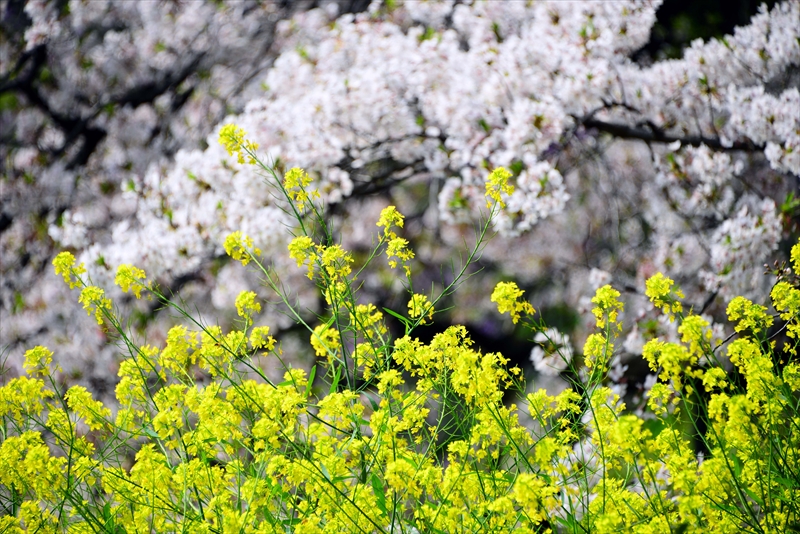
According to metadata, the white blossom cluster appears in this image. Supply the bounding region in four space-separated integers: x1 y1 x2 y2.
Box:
58 0 796 283
529 328 573 377
2 0 799 395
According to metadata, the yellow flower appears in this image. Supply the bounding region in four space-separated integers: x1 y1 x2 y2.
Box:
78 285 112 325
377 205 404 233
234 290 261 318
218 123 259 164
484 167 514 208
23 346 53 376
386 236 415 269
283 167 319 210
310 322 341 359
727 295 773 334
52 251 86 288
645 272 684 317
115 264 147 298
249 326 276 351
791 238 800 275
408 293 434 324
583 333 611 371
65 385 112 431
224 231 261 266
490 281 534 324
591 284 624 329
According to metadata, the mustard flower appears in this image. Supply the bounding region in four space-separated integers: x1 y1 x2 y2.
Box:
310 322 341 358
223 231 260 266
52 251 86 288
0 376 54 423
234 290 261 318
159 325 199 378
376 205 404 233
583 332 611 371
792 239 800 275
249 325 276 351
376 369 404 395
386 236 415 269
65 385 112 431
591 284 624 329
643 338 696 389
484 166 514 208
678 314 712 357
319 243 353 279
408 293 434 324
115 263 147 298
283 167 319 210
771 281 800 351
490 281 534 324
288 235 317 278
78 285 112 325
727 296 773 334
645 272 684 317
23 345 53 376
702 367 728 391
218 123 259 164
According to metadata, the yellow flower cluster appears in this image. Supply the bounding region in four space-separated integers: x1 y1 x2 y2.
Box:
490 280 535 324
234 290 261 319
484 166 514 209
407 293 434 324
645 271 684 319
6 230 799 531
283 167 321 211
376 205 415 272
591 284 624 330
726 295 773 334
114 263 148 298
218 123 259 164
223 230 261 266
288 235 353 289
52 250 86 288
78 285 112 325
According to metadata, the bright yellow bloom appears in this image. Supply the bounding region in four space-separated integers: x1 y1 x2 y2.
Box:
310 322 341 359
78 285 112 325
645 272 683 316
591 284 624 329
484 167 514 208
791 238 800 275
727 296 773 334
408 293 434 324
218 123 259 164
386 236 415 269
234 290 261 318
65 385 112 431
115 264 147 298
283 167 319 211
223 231 261 266
377 205 404 233
490 281 534 324
23 346 53 376
249 325 276 351
52 251 86 288
583 333 611 372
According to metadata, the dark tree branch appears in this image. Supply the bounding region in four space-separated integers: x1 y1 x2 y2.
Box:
581 117 764 153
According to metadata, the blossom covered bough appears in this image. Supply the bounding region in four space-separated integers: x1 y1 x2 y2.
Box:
1 2 799 408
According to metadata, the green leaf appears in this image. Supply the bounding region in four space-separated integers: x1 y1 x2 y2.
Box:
370 473 388 515
382 307 410 327
329 366 341 394
306 364 317 397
